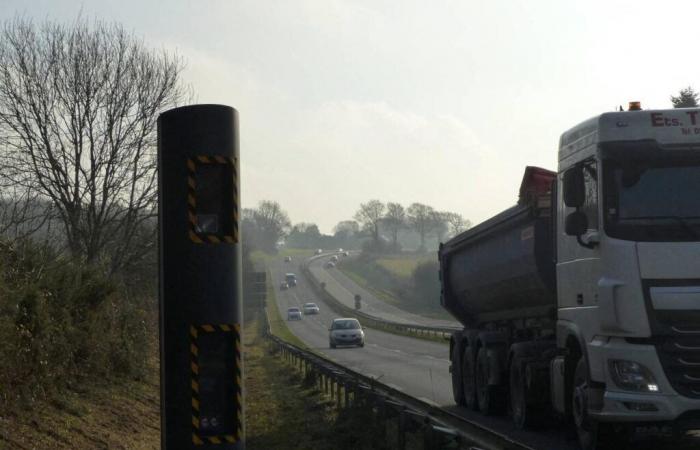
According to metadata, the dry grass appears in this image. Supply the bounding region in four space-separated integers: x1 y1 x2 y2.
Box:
0 357 160 449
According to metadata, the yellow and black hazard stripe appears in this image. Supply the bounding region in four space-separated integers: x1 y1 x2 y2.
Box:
187 156 239 244
190 324 242 446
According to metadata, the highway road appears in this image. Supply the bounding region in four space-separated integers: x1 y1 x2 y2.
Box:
269 254 582 450
269 253 700 450
308 253 460 328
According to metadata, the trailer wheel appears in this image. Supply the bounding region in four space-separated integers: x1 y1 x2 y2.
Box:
461 346 478 410
509 356 543 429
572 358 630 450
476 347 505 415
451 345 466 405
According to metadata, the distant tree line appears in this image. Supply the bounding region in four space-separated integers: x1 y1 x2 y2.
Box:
243 199 470 255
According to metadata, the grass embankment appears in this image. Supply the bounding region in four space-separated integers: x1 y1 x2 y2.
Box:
338 253 453 321
376 255 434 278
0 357 160 449
245 309 390 450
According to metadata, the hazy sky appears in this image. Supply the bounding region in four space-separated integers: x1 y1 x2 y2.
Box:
4 1 700 233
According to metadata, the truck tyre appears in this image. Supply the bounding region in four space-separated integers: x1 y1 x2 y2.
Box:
476 347 505 415
509 355 543 429
451 344 466 405
462 346 478 410
572 358 629 450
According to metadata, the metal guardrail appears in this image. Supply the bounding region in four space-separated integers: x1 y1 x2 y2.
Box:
300 253 462 340
260 305 530 450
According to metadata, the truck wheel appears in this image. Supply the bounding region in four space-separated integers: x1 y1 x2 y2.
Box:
451 345 466 405
461 346 478 410
572 358 629 450
476 347 505 415
509 356 542 429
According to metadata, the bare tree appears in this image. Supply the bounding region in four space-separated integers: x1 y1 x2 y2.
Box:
383 202 405 250
407 203 434 252
443 212 470 238
0 17 188 272
354 200 385 244
252 200 291 252
431 211 449 243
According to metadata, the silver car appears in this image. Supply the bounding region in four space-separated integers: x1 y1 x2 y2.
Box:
329 318 364 348
287 307 302 321
302 302 320 315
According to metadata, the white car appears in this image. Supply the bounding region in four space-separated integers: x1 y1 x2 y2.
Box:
330 255 338 263
329 318 364 348
341 251 349 257
302 302 320 315
325 261 336 269
287 307 302 321
315 249 323 255
284 256 292 262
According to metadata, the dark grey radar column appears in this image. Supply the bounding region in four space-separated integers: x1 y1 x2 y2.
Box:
158 104 243 449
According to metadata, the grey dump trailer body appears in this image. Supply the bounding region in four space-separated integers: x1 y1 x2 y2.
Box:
439 167 557 327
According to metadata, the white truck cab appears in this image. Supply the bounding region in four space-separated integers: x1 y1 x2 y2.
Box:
555 104 700 442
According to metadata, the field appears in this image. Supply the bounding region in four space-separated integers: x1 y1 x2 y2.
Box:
375 254 436 279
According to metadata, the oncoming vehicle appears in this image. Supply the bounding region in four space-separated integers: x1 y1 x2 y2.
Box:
285 273 297 287
302 302 320 315
328 318 364 348
279 281 289 291
315 249 323 255
330 255 338 263
341 251 349 257
287 307 302 321
284 256 292 262
325 261 335 269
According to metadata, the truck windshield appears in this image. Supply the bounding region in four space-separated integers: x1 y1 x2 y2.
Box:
604 158 700 241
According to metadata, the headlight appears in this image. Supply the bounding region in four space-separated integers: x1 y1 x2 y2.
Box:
608 359 660 392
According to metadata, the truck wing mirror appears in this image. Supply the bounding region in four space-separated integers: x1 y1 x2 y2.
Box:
565 210 588 236
563 166 585 207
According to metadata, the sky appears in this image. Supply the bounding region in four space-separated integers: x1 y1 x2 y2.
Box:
3 0 700 233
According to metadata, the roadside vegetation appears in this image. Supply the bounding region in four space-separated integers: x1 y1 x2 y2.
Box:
337 253 452 320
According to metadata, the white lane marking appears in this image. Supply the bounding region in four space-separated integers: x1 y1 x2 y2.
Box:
418 397 439 407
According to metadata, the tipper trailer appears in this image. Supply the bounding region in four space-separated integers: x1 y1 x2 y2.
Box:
439 104 700 449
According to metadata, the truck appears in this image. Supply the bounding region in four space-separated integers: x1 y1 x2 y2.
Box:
285 272 297 287
439 103 700 450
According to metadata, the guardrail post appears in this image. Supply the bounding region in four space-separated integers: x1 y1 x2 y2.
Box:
398 408 406 450
336 379 342 409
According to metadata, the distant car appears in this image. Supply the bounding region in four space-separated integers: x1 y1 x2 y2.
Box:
330 255 338 263
315 249 323 255
287 307 302 321
325 261 336 269
280 281 289 291
338 248 344 252
329 318 364 348
341 251 349 257
284 256 292 262
302 302 320 315
285 273 297 287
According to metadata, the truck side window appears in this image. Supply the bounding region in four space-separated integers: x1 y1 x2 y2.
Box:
582 160 598 230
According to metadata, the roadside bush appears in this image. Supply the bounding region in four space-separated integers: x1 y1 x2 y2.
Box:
0 239 152 410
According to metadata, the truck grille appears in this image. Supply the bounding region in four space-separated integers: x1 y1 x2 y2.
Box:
644 283 700 399
656 335 700 399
